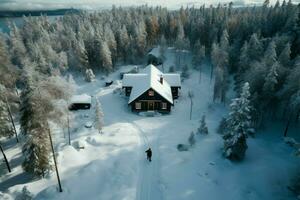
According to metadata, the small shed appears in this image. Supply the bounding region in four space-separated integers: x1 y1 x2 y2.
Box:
69 94 92 110
147 47 163 66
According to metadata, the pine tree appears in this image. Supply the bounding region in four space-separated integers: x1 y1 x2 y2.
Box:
75 38 90 70
9 23 26 67
0 99 14 138
0 35 18 89
263 41 277 67
248 33 263 61
263 61 279 96
100 41 113 72
220 29 229 52
85 69 96 82
278 43 291 67
117 25 130 62
198 115 208 134
223 82 252 161
238 41 250 73
20 76 52 177
94 99 104 134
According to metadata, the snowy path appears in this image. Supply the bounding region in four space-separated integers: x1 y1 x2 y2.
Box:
133 122 163 200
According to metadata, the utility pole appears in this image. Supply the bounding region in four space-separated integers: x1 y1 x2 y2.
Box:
4 91 18 143
67 111 71 145
0 143 11 173
188 91 194 120
48 127 63 192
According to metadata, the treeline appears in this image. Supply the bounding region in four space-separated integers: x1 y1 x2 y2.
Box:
0 1 300 177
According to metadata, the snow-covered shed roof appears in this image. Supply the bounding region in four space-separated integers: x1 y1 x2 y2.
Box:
147 47 161 58
70 94 92 104
162 74 181 87
123 64 180 105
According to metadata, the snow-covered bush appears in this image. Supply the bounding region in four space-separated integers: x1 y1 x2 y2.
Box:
177 144 189 151
85 69 96 82
15 186 33 200
198 115 208 135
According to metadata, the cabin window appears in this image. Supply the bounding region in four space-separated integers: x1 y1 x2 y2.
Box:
135 102 141 109
148 90 154 96
161 102 167 110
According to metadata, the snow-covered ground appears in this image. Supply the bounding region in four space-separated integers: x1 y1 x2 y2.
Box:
1 49 300 200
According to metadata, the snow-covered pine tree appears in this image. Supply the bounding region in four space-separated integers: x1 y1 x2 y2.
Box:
263 61 279 97
223 82 252 161
9 23 27 67
20 76 52 177
116 25 130 62
94 99 104 134
85 69 96 82
278 43 291 67
75 38 90 70
100 41 113 73
263 41 277 67
198 115 208 135
220 29 229 52
211 41 229 103
238 41 250 73
0 35 18 89
188 131 196 146
248 33 263 61
0 99 14 138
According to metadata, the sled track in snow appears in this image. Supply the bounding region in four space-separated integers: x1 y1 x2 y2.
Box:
132 122 163 200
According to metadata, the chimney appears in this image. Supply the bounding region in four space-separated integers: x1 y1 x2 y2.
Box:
160 75 163 84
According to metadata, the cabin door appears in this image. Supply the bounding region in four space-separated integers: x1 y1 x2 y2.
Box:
148 101 154 110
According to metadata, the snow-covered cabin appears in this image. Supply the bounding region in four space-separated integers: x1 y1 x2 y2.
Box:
69 94 92 110
147 47 163 66
122 64 181 113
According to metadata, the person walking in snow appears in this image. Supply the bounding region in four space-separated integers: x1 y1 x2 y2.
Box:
145 148 152 162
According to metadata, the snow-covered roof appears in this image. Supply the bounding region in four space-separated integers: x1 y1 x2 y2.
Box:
70 94 92 104
139 67 181 87
123 64 180 104
148 47 161 58
162 74 181 87
122 74 147 87
129 65 173 104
